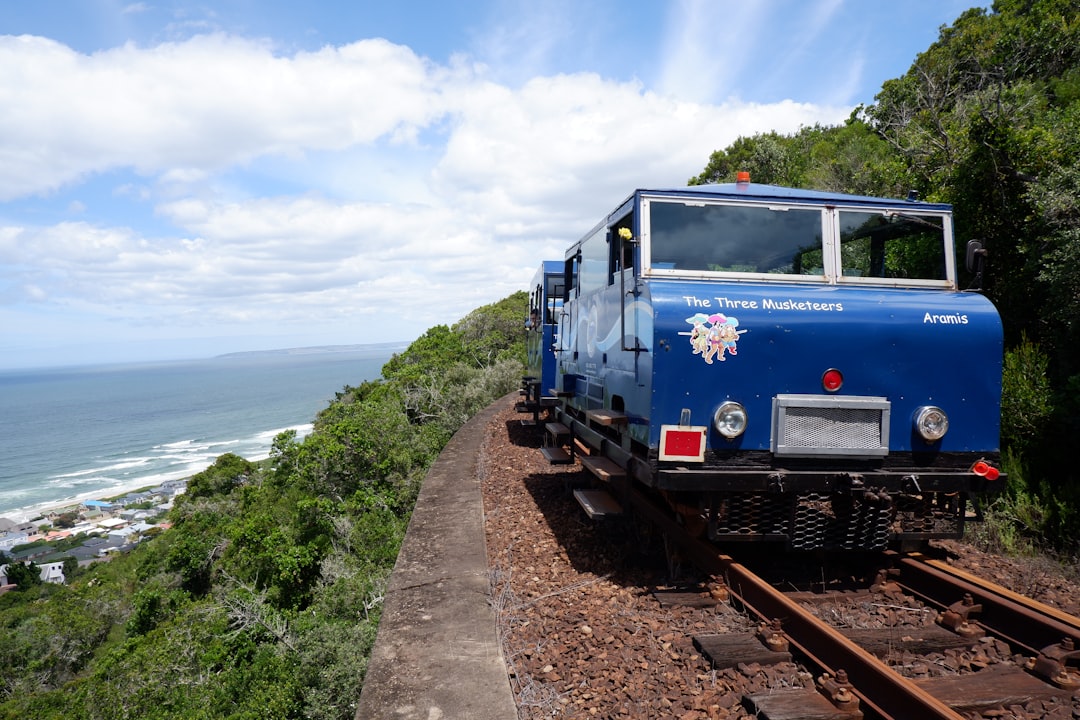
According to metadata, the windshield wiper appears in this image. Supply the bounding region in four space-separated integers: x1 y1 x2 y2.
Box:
885 211 942 231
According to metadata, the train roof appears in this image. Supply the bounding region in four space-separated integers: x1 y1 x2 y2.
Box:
627 183 953 212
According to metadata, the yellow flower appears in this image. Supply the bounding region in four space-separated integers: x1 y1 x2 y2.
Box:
618 227 633 240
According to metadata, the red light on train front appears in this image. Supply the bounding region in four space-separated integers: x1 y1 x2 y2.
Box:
822 368 843 392
971 460 1001 481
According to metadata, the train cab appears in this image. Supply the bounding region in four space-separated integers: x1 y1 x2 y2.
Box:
543 179 1005 551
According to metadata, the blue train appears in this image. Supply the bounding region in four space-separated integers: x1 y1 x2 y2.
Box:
525 176 1005 551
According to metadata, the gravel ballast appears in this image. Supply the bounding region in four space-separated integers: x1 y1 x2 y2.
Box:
478 398 1080 719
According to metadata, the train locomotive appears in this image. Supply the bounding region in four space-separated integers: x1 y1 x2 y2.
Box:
525 176 1005 552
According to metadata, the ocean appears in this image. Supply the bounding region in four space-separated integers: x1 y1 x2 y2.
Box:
0 344 403 522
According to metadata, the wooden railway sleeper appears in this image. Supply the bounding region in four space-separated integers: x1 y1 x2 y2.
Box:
1026 637 1080 689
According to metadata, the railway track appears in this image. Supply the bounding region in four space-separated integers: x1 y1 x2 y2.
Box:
485 400 1080 717
627 484 1080 720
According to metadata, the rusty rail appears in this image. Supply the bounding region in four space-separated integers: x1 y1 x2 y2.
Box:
895 552 1080 656
628 486 967 720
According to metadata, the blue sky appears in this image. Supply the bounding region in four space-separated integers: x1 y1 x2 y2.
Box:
0 0 982 369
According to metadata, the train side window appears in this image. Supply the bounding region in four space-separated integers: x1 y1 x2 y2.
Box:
544 274 564 323
579 225 608 294
838 211 947 281
564 254 579 298
608 216 636 283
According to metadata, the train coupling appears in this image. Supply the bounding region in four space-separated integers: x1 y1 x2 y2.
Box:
834 473 892 506
767 472 785 493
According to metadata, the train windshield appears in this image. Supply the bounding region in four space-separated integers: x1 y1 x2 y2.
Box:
644 199 951 285
648 202 823 275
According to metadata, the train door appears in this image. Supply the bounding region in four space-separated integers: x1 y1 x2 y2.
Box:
556 251 580 395
526 273 545 382
609 213 638 355
539 266 563 390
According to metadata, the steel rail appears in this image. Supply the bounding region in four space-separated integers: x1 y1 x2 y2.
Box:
627 486 966 720
896 553 1080 655
912 553 1080 632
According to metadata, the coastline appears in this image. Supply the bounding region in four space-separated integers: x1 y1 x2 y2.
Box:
2 348 389 528
1 433 299 525
1 474 189 525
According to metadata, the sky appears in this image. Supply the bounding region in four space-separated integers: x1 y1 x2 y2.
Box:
0 0 984 370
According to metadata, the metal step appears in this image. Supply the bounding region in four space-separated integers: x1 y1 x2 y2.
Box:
540 446 573 465
586 408 627 426
545 422 570 439
573 488 623 519
580 455 626 481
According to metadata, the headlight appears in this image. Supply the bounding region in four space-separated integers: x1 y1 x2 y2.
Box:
914 406 948 442
713 401 747 438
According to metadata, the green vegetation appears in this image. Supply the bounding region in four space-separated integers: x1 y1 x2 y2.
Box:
0 292 526 720
5 0 1080 712
691 0 1080 555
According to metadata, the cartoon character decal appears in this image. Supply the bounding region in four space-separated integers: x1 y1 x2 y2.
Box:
682 313 746 364
685 312 710 356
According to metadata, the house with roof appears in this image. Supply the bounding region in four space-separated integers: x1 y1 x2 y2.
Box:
69 521 103 537
0 520 41 549
48 505 82 519
107 526 138 542
0 529 31 552
66 544 104 564
117 491 155 506
157 479 188 494
119 508 154 522
95 517 128 532
8 544 53 563
38 561 66 583
0 560 67 587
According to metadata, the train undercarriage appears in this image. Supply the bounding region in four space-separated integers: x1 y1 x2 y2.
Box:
537 395 997 553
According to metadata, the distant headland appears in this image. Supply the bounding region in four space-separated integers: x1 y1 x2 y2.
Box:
214 341 409 360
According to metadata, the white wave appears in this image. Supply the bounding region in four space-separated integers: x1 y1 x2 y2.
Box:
0 487 34 503
52 457 154 480
254 423 313 441
3 424 316 522
155 439 199 450
206 439 241 448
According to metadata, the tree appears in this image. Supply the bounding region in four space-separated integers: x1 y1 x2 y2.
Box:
688 0 1080 548
54 512 79 529
182 453 256 501
0 290 530 717
4 560 42 590
689 131 796 186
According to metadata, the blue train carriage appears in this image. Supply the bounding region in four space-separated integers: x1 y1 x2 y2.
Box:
519 260 565 422
550 176 1005 551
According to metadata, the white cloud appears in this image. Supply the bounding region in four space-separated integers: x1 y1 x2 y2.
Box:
0 34 444 200
0 30 850 366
